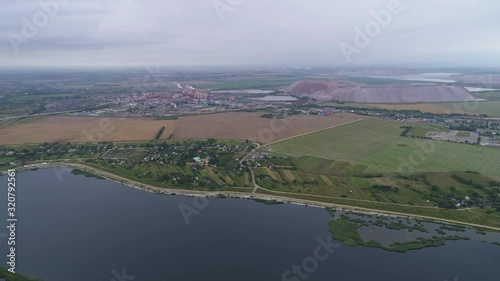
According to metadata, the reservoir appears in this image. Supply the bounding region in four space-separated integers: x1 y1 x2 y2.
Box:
250 95 298 101
1 168 499 281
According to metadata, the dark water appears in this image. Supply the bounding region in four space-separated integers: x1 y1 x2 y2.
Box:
1 168 499 281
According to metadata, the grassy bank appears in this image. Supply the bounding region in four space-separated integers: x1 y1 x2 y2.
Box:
0 268 42 281
253 199 284 205
256 189 500 229
71 168 105 180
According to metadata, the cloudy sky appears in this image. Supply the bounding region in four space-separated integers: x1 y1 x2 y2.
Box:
1 0 499 67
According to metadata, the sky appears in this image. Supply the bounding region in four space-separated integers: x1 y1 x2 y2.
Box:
0 0 500 68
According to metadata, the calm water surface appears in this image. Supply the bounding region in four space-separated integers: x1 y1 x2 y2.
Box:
1 168 499 281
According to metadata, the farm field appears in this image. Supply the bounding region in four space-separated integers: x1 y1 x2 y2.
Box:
295 155 367 174
0 116 177 145
321 100 500 117
257 188 500 229
322 101 500 117
172 111 363 144
335 103 468 114
255 163 499 207
434 101 500 117
405 125 448 138
269 120 500 178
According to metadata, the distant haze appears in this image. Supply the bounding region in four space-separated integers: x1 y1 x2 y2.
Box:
1 0 500 67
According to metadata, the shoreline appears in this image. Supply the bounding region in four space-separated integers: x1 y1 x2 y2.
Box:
3 163 500 232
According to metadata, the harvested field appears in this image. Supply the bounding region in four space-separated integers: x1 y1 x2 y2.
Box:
322 101 500 117
320 175 333 186
279 170 295 183
322 102 466 114
0 116 177 145
172 112 363 144
374 177 400 188
266 168 282 182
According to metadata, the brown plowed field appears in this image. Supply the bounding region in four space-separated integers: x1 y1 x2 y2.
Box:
0 116 177 145
0 112 369 145
172 112 364 144
327 102 468 114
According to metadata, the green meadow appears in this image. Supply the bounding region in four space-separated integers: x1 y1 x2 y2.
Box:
269 120 499 178
435 101 500 117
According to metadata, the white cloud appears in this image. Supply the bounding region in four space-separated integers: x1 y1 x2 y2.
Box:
0 0 499 67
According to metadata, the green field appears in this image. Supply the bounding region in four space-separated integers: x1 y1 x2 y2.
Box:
269 120 500 178
0 267 42 281
434 101 500 117
295 155 367 174
319 100 500 117
155 116 179 120
257 188 500 228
